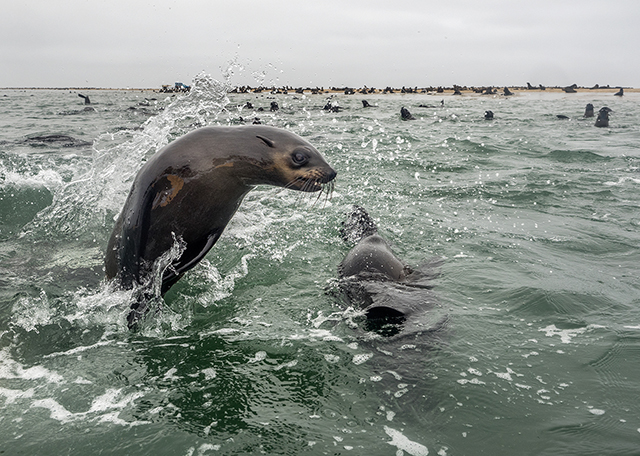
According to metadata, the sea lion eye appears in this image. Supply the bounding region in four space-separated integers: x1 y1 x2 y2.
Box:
291 150 309 166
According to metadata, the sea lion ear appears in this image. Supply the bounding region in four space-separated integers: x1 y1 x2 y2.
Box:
256 135 274 148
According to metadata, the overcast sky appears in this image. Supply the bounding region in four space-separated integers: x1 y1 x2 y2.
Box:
2 0 638 89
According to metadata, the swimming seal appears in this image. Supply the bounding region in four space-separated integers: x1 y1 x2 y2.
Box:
584 103 594 118
595 107 611 127
400 107 415 120
105 125 337 326
334 206 442 338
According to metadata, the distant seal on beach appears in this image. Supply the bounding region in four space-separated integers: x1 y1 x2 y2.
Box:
614 88 624 96
334 205 442 338
503 87 514 96
105 125 337 326
584 103 594 118
400 107 415 120
595 107 611 127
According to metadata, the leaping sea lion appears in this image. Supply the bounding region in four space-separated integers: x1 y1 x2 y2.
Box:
105 125 337 327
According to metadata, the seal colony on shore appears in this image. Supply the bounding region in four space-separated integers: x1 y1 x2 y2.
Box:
105 125 336 327
224 83 633 96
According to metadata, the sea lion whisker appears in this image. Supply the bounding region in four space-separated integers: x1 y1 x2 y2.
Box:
312 180 325 206
323 180 335 206
284 176 304 190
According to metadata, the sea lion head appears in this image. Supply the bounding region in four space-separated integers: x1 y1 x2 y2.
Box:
246 126 337 193
339 205 378 244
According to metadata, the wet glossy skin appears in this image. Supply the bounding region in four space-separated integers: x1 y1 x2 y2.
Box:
105 125 336 300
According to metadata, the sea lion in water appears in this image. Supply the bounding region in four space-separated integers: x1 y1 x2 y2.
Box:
484 110 494 120
584 103 594 118
400 107 415 120
334 206 442 338
614 88 624 96
595 107 611 127
105 125 336 326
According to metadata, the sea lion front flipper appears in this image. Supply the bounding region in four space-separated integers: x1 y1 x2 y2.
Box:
105 180 156 290
126 229 223 329
159 229 223 294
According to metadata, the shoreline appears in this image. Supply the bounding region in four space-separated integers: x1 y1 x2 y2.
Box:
1 86 637 94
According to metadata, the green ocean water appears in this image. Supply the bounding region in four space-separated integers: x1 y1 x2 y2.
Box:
1 75 640 455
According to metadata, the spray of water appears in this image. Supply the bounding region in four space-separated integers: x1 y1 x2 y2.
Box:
21 71 233 240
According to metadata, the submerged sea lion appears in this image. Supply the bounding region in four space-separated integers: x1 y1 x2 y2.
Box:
334 206 442 338
105 125 336 326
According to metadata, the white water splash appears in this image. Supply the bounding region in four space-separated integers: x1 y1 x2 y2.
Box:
384 426 429 456
22 71 232 239
538 324 602 344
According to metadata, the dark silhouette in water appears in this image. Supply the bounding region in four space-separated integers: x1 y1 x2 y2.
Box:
362 100 375 108
58 106 96 115
22 134 92 148
78 94 91 105
584 103 594 118
484 110 494 120
400 107 415 120
614 88 624 97
333 205 444 339
595 107 612 127
324 100 343 112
